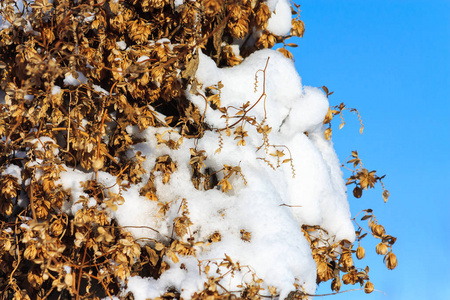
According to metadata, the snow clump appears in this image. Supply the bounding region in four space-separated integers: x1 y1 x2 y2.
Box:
58 49 354 299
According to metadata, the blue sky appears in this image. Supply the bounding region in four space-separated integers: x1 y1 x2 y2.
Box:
291 1 450 299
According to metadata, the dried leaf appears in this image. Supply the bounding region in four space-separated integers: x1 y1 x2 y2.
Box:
182 51 199 80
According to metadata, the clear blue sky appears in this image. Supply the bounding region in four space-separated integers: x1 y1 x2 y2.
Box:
291 1 450 299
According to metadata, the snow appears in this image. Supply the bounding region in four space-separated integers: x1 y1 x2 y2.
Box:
63 71 88 86
48 46 356 298
83 13 95 23
192 49 301 131
52 85 62 95
266 0 292 36
266 0 280 11
93 84 109 95
137 56 150 63
116 41 127 50
174 0 184 8
30 136 58 150
3 164 22 184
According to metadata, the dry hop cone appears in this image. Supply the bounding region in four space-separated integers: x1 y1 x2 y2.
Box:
372 224 385 237
356 245 365 260
364 281 374 294
376 243 389 255
385 252 398 270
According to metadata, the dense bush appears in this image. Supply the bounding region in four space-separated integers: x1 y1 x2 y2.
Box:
0 1 396 299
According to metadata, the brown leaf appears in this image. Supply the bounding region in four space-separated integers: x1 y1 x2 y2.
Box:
146 246 159 266
182 51 199 80
213 16 227 55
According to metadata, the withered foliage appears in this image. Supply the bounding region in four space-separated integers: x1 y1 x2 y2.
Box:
0 0 395 299
309 92 397 295
301 210 397 295
343 150 390 202
321 87 364 142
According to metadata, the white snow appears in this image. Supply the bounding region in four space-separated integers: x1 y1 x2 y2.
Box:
266 0 292 36
83 12 95 23
49 46 356 298
266 0 280 11
52 85 62 95
137 56 150 63
116 41 127 50
3 164 22 184
93 84 109 95
174 0 183 8
63 71 88 86
53 48 353 299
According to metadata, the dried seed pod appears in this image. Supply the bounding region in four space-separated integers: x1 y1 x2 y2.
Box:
331 278 341 292
27 270 44 290
372 224 385 236
24 243 37 260
364 281 374 294
92 157 104 171
255 3 271 29
385 252 397 270
376 243 389 255
203 0 223 17
356 245 365 260
50 219 65 236
340 251 353 268
255 32 277 49
342 273 352 285
291 19 305 37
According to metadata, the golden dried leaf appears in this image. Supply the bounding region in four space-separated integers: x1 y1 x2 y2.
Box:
277 48 293 60
240 229 251 242
182 52 199 80
167 250 179 264
146 246 159 266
